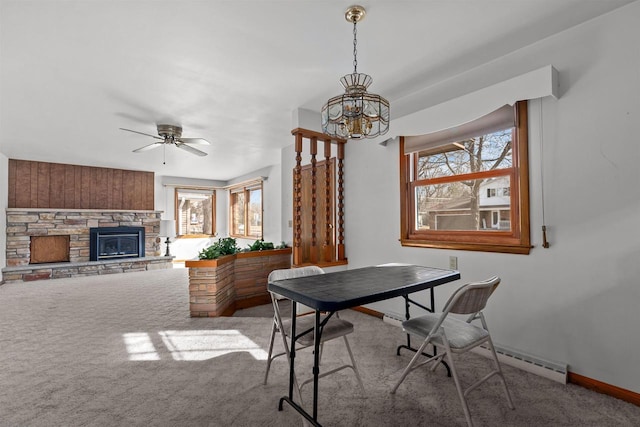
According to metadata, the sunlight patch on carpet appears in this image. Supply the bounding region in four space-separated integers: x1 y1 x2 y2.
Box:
123 332 160 361
123 330 268 361
160 330 268 361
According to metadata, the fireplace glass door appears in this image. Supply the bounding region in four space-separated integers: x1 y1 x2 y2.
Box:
90 226 145 261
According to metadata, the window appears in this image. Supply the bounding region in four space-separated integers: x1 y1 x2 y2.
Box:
229 182 262 239
175 188 215 237
487 187 510 198
400 101 530 254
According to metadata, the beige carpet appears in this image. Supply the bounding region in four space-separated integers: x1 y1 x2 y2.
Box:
0 268 638 426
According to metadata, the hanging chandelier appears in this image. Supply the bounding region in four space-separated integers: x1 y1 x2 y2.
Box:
321 5 390 140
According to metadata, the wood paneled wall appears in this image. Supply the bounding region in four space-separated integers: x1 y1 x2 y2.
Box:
7 159 154 210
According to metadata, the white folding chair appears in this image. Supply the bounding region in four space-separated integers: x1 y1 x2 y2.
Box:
263 266 364 398
391 276 514 427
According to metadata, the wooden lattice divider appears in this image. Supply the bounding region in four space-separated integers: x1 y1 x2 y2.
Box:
293 133 303 265
309 137 318 263
323 140 332 262
337 143 345 261
291 128 347 266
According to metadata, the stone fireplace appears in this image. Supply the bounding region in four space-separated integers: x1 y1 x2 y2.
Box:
3 209 172 283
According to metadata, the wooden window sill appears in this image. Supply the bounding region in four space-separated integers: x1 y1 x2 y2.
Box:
400 239 532 255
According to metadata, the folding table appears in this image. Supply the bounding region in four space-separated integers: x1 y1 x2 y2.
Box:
268 264 460 426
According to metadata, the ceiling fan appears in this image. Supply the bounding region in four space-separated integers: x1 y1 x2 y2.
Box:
120 124 210 157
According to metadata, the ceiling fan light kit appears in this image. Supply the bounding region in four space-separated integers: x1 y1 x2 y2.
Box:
157 124 183 139
120 124 210 162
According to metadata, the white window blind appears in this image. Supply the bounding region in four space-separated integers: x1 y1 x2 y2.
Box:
403 104 516 154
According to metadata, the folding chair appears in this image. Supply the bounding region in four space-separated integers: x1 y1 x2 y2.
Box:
263 266 364 397
391 276 514 426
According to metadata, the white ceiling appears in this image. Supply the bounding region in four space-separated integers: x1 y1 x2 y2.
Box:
0 0 634 181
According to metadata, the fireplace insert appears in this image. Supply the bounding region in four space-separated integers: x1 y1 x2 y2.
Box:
89 227 145 261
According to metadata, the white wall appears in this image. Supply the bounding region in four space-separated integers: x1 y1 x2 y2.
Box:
340 2 640 393
263 164 282 246
0 152 7 282
281 143 295 247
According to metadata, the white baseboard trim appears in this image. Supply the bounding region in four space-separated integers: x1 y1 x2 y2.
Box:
382 314 403 327
382 314 567 384
471 345 567 384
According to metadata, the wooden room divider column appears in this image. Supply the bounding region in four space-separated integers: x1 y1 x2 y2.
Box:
291 128 347 267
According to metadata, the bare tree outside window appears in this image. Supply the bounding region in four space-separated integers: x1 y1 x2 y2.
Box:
416 129 512 231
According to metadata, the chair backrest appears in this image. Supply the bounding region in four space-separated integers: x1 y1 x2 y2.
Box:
268 265 325 282
444 276 500 315
268 266 325 314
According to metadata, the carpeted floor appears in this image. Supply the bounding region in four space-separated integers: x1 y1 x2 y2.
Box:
0 268 638 426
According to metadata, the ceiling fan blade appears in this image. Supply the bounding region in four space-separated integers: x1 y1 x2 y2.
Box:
176 142 207 156
120 128 163 140
177 137 210 145
133 142 163 153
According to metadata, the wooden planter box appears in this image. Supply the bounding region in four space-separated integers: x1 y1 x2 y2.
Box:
185 248 292 317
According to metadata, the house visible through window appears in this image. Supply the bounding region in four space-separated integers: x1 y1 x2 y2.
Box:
230 182 262 239
400 101 530 254
175 188 215 237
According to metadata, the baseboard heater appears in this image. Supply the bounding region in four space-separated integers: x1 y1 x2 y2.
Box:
383 314 568 384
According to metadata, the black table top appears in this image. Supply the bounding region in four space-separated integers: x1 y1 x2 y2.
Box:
268 265 460 311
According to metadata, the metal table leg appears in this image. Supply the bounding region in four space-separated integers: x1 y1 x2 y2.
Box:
277 302 325 426
396 290 451 377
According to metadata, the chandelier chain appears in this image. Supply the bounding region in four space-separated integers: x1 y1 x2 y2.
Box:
352 19 358 74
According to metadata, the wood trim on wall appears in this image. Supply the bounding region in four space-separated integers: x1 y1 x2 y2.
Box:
568 372 640 407
351 305 384 319
8 159 154 210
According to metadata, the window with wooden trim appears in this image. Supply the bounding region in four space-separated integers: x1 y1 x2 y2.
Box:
400 101 530 254
229 182 263 239
175 188 216 237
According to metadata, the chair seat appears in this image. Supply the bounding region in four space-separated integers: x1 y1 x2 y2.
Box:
282 314 354 346
403 313 489 350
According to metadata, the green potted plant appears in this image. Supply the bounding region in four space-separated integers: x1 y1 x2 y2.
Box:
246 239 275 251
198 237 240 260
